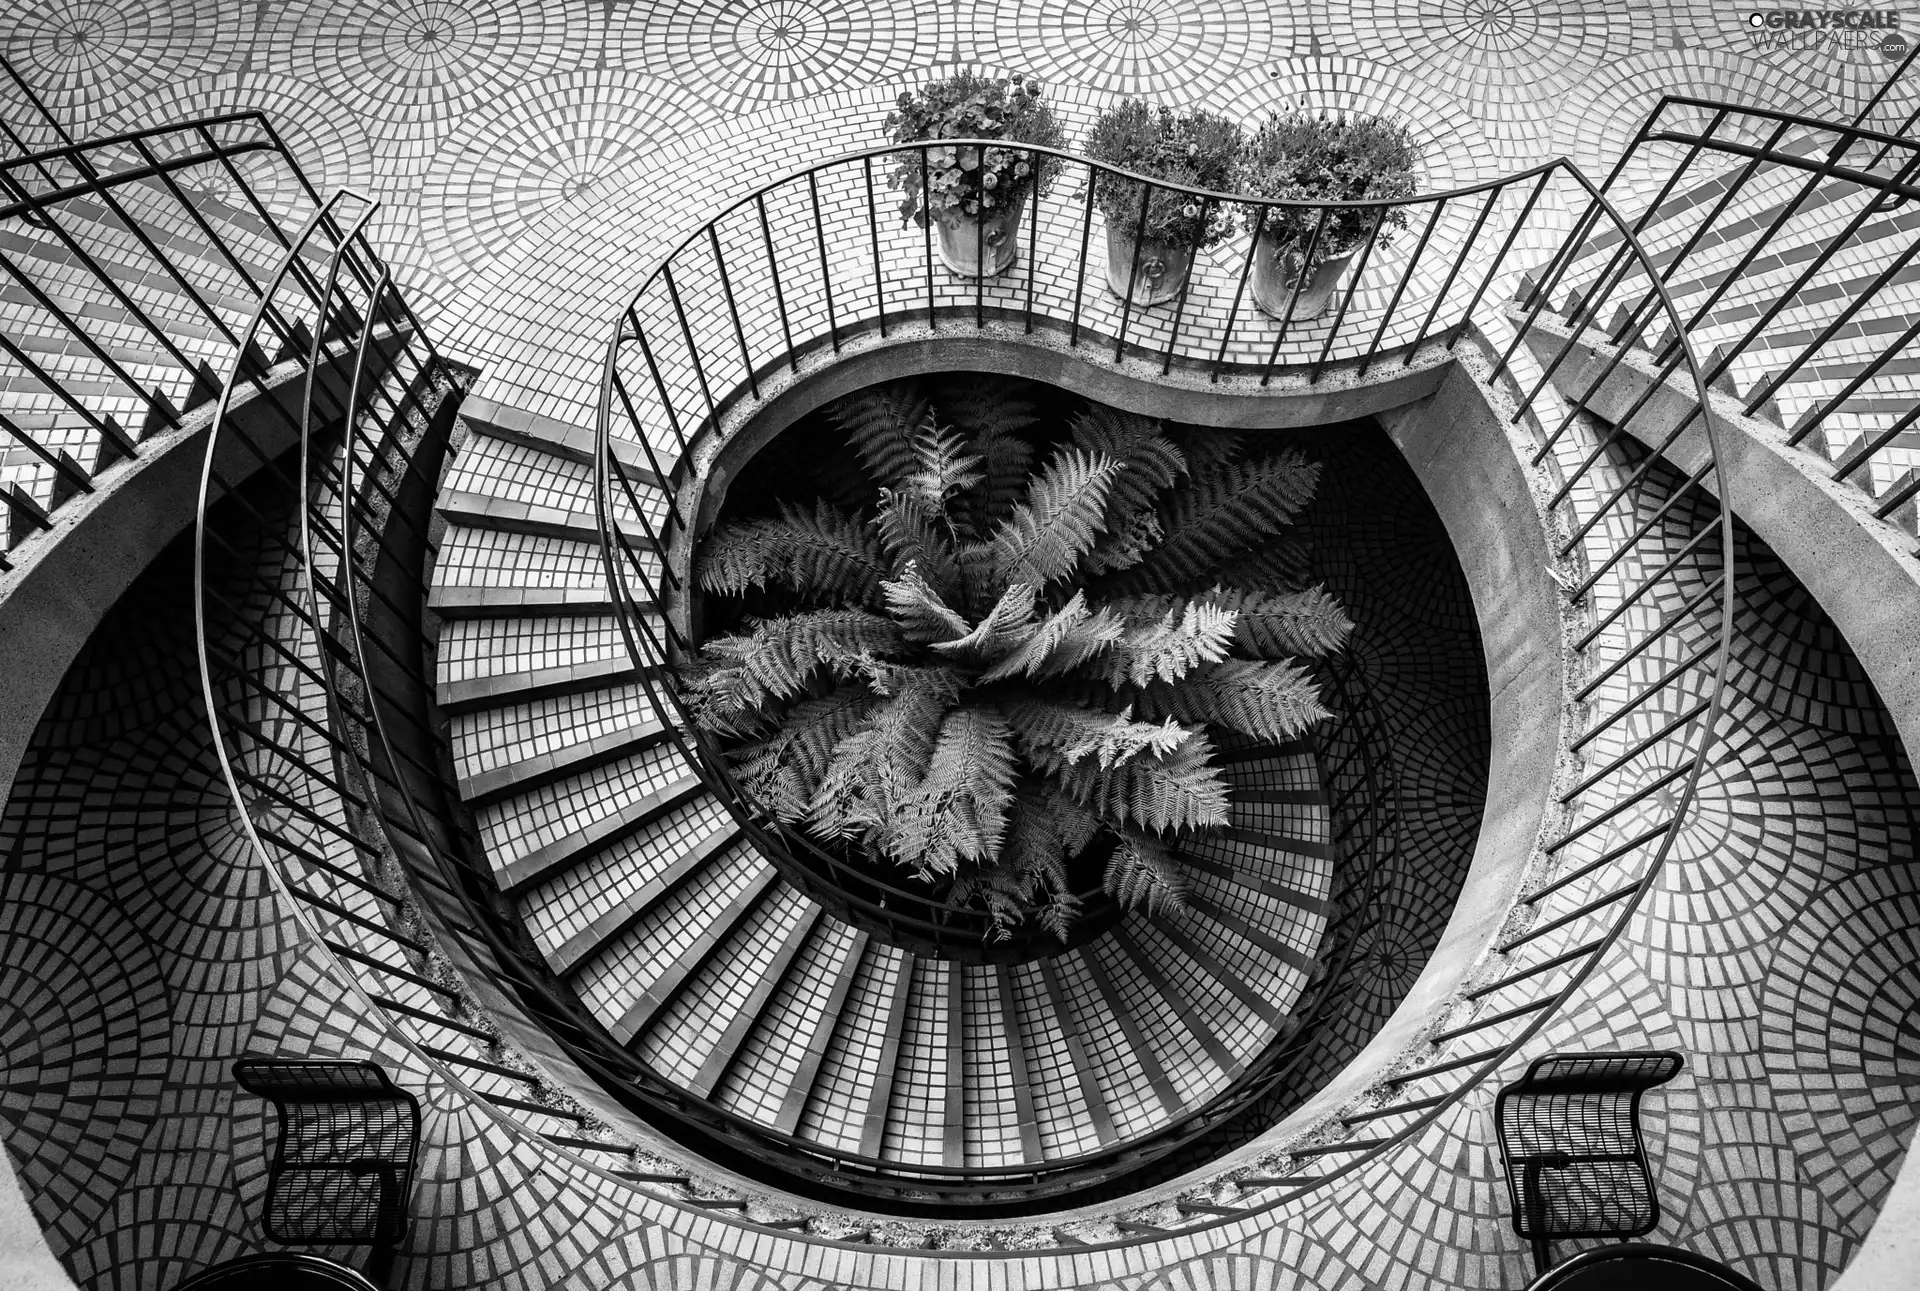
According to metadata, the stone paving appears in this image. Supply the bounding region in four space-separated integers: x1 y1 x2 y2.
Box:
3 0 1909 420
3 5 1919 1291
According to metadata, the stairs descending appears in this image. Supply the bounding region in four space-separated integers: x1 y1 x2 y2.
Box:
430 408 1340 1176
1545 117 1920 518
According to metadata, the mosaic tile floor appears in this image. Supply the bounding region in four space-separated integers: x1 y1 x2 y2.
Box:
2 4 1919 1289
2 0 1908 422
3 436 1917 1290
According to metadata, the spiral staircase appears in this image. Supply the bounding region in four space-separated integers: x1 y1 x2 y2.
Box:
2 46 1919 1291
433 395 1375 1181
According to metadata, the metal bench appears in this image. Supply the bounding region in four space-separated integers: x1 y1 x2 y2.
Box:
233 1057 420 1249
1494 1050 1684 1274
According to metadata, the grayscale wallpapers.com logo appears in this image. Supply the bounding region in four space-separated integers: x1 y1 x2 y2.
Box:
1744 9 1912 58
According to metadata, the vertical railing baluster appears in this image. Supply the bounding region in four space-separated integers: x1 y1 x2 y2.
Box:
1446 170 1551 350
1211 203 1266 382
1309 208 1386 384
754 193 797 371
808 169 839 354
864 156 887 339
1160 196 1211 374
1069 161 1097 348
1405 185 1501 366
1260 207 1328 387
707 225 758 399
921 146 936 330
1024 148 1042 334
1113 177 1155 361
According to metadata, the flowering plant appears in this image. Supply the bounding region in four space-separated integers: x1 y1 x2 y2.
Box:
1083 100 1242 249
1239 110 1422 274
885 72 1066 224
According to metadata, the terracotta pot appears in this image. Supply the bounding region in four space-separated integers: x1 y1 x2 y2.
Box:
1103 226 1194 307
1250 239 1355 321
932 202 1022 278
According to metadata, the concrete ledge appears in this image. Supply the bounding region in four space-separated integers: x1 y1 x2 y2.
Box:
0 355 369 815
1520 316 1920 769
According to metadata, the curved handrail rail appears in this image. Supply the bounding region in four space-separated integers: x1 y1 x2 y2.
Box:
586 122 1740 1223
0 84 337 546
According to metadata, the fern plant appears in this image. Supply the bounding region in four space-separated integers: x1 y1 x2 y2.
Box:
686 379 1351 939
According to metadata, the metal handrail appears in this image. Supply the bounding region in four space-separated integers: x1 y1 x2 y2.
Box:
588 118 1743 1224
0 65 346 558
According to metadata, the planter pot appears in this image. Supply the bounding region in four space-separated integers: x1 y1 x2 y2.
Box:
1251 239 1354 321
1104 226 1194 307
932 203 1022 278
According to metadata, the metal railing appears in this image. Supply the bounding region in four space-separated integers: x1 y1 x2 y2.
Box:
0 58 346 563
591 119 1746 1226
175 150 787 1220
1533 86 1920 534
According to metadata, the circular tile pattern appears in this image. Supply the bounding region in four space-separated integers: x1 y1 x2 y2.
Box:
1763 868 1920 1237
1549 50 1824 196
617 0 941 116
3 0 237 119
1212 57 1505 189
421 70 711 276
258 0 595 119
1348 0 1649 108
969 0 1276 98
105 74 376 215
0 872 171 1253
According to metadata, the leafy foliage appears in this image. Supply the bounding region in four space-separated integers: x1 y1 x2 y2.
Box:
1082 99 1244 248
885 72 1066 223
697 499 889 606
688 377 1347 937
1239 110 1423 274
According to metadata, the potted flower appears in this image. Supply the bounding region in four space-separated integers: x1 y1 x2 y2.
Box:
1239 110 1422 321
885 72 1065 278
1084 100 1242 307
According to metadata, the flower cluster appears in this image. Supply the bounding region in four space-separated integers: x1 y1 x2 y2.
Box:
1238 109 1423 274
1082 100 1243 250
886 72 1066 224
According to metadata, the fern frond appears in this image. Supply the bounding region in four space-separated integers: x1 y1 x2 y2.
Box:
830 379 929 490
969 421 1036 533
930 581 1038 666
1209 537 1314 594
976 592 1127 683
1123 450 1320 592
875 487 962 601
1037 890 1083 940
881 560 970 644
1205 585 1353 658
1170 427 1244 475
989 447 1120 588
1103 829 1191 916
1068 405 1186 522
1005 696 1190 770
926 376 1040 532
1056 727 1229 833
883 706 1018 876
905 416 983 520
1093 600 1238 688
687 609 904 722
698 500 887 605
807 670 957 840
1082 507 1163 576
1137 657 1331 742
729 687 875 822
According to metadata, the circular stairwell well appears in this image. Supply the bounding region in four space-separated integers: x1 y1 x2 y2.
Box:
425 368 1490 1216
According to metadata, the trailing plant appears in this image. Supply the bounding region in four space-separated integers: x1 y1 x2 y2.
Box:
1083 99 1243 248
885 72 1066 226
687 379 1352 938
1238 109 1423 275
